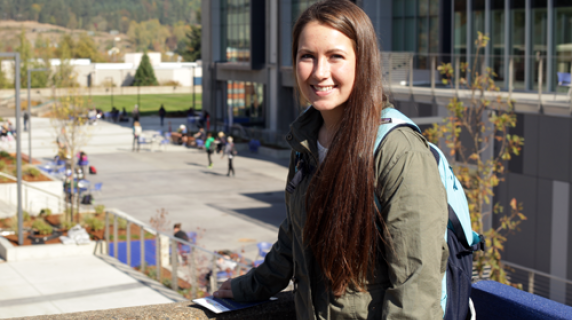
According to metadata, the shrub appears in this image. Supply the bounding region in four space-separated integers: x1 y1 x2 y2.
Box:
0 150 12 159
23 166 41 178
32 219 53 235
117 217 128 230
94 204 105 215
8 216 18 232
0 160 6 171
39 208 52 217
83 214 104 231
60 220 74 230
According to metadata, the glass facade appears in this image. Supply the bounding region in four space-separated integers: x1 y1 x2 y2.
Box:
491 1 505 85
454 0 467 55
393 0 439 68
292 0 319 24
227 81 265 126
554 3 572 93
221 0 251 63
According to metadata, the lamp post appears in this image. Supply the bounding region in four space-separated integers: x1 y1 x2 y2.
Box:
27 68 49 164
1 52 23 245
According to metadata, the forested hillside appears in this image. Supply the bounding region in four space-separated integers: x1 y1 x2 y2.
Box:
0 0 201 32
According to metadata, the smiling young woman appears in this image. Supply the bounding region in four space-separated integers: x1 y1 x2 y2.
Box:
214 1 448 319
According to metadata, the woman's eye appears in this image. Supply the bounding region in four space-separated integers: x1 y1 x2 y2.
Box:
331 54 344 59
300 54 313 60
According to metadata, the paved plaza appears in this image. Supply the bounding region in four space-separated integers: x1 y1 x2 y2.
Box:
0 115 291 318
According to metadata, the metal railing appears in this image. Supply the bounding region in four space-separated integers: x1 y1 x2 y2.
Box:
381 52 572 103
102 208 253 298
502 260 572 307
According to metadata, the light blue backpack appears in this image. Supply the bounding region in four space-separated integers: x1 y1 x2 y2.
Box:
374 108 484 319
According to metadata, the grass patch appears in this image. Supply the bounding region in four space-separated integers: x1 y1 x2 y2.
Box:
88 93 202 116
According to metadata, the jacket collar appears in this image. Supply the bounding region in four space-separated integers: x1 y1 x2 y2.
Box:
286 106 323 161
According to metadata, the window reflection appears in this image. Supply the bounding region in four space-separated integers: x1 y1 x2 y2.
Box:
222 0 251 63
227 81 265 126
554 4 572 93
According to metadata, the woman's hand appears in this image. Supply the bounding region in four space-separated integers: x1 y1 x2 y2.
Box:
213 279 234 299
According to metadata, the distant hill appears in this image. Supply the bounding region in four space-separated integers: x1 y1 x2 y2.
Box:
0 0 201 32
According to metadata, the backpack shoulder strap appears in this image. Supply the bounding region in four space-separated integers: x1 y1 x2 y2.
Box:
374 108 421 153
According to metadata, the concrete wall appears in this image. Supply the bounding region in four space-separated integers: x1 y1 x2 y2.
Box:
0 180 63 217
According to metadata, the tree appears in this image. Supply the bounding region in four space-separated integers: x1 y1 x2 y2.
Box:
132 52 158 86
52 40 78 88
16 29 50 88
75 33 105 62
423 32 526 287
181 24 201 62
50 88 93 222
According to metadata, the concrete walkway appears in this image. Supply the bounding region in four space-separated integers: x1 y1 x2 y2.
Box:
0 255 186 319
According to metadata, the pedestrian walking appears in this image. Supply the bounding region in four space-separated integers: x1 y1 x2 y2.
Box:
132 105 140 123
204 132 215 168
132 121 142 152
159 104 166 126
214 1 449 319
23 112 29 131
222 136 237 176
216 131 226 154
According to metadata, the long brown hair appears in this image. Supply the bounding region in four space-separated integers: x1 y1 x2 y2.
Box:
292 0 386 297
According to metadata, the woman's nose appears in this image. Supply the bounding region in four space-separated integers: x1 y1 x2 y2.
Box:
313 57 330 79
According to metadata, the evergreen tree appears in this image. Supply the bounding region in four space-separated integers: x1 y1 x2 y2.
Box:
132 52 158 86
181 24 201 62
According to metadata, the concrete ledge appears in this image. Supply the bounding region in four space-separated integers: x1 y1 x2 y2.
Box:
471 280 572 320
0 236 99 262
21 291 295 320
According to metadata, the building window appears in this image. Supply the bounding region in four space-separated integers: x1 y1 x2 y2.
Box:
227 81 265 126
393 0 439 69
292 0 319 24
554 2 572 93
221 0 251 63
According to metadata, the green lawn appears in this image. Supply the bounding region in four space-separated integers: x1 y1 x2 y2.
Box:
89 93 202 116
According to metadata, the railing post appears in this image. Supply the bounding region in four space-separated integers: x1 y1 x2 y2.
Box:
538 53 543 111
140 227 145 273
431 55 436 96
126 221 131 267
388 53 392 91
171 239 178 292
408 54 414 94
455 56 460 96
210 255 217 295
528 271 535 294
113 214 118 260
191 248 197 299
509 56 514 101
105 211 109 256
156 234 162 284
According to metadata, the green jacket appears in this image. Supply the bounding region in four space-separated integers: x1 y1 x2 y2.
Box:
231 107 449 320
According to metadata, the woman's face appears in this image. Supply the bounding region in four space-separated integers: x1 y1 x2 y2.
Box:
296 21 356 113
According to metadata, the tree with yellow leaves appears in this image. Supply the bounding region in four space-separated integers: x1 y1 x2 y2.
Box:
51 89 93 222
424 32 526 287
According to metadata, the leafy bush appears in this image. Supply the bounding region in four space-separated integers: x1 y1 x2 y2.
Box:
39 208 52 217
0 150 12 159
0 160 6 171
23 166 41 178
83 214 104 231
117 217 128 230
32 219 53 235
94 204 105 215
60 220 74 230
8 216 18 232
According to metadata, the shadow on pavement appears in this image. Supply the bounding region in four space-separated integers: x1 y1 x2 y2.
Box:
208 191 287 231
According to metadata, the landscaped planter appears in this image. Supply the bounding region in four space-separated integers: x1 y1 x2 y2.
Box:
0 180 64 218
0 235 97 262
